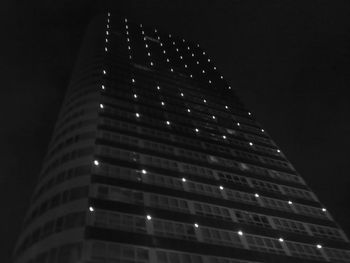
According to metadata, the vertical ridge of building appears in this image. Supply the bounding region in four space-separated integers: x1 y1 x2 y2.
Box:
13 13 350 263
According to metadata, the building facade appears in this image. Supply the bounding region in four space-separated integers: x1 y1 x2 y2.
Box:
13 13 350 263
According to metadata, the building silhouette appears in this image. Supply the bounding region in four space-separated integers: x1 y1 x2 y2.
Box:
13 13 350 263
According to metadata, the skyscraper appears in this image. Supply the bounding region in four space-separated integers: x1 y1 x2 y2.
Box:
13 13 350 263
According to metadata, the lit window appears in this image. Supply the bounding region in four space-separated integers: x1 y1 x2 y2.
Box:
89 206 94 212
146 215 152 220
94 160 99 166
238 231 243 236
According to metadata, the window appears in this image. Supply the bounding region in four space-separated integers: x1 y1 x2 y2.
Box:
193 202 232 221
286 241 324 261
245 234 285 255
272 217 308 235
153 218 196 241
156 250 203 263
201 227 244 248
235 210 271 228
149 194 190 213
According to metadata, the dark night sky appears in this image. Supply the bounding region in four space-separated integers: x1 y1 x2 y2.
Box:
2 1 350 261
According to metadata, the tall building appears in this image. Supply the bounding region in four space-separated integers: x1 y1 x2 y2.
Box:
13 13 350 263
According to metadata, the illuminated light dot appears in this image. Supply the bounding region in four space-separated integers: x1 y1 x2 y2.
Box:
196 61 199 64
103 70 107 75
94 160 99 166
279 238 284 242
126 31 129 35
187 46 190 50
125 25 128 29
146 215 152 220
132 78 135 83
187 109 191 113
124 18 127 22
161 101 165 106
238 231 243 236
135 113 140 118
317 244 322 249
133 94 137 98
203 99 207 103
105 38 108 43
176 48 179 52
192 53 194 57
163 50 166 54
249 142 253 146
228 86 232 90
203 51 206 55
277 149 281 153
194 223 199 228
166 121 171 126
222 135 226 139
106 31 109 35
254 193 260 198
150 62 154 66
128 46 131 50
322 208 327 212
127 38 130 42
108 12 111 17
140 24 143 28
209 80 211 84
197 44 200 47
180 56 183 59
147 52 151 56
129 55 132 59
212 116 216 119
157 86 160 90
105 47 108 52
225 105 229 109
154 29 157 33
180 93 184 97
288 201 293 205
166 58 170 62
195 128 199 133
248 112 252 116
183 39 185 42
145 44 148 48
170 68 174 72
101 85 105 90
190 74 193 78
89 206 94 212
143 37 146 41
141 169 147 174
219 185 224 190
202 70 205 74
214 66 216 70
157 36 160 40
208 59 210 62
182 178 186 182
160 43 163 46
185 64 188 68
99 104 104 109
237 122 240 126
106 24 109 29
142 31 145 35
169 34 172 38
172 41 175 45
220 76 223 79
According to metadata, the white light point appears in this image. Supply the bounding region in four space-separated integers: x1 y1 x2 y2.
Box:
182 177 186 182
254 193 259 198
202 70 205 74
187 109 191 113
238 231 243 236
124 18 127 22
317 244 322 249
180 93 184 97
219 186 224 190
212 116 216 119
99 104 104 109
103 70 107 75
203 99 207 103
203 51 206 55
161 101 165 106
196 61 199 65
166 121 171 126
150 62 154 66
195 128 199 133
191 53 194 57
146 215 152 220
194 223 199 228
288 201 293 205
214 66 217 70
89 206 94 212
237 122 240 126
248 112 252 116
166 58 170 62
277 149 281 153
101 85 105 90
228 86 232 90
105 38 108 43
209 80 211 84
147 52 151 56
132 78 135 83
133 94 138 99
94 160 99 166
185 64 188 68
141 169 147 174
322 208 327 212
106 31 109 35
221 76 223 79
249 142 253 146
170 68 174 72
190 75 193 78
222 135 226 139
261 129 265 132
208 59 211 62
145 44 148 48
279 238 284 242
225 105 229 109
180 56 183 59
105 47 108 52
135 113 140 118
157 86 160 90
